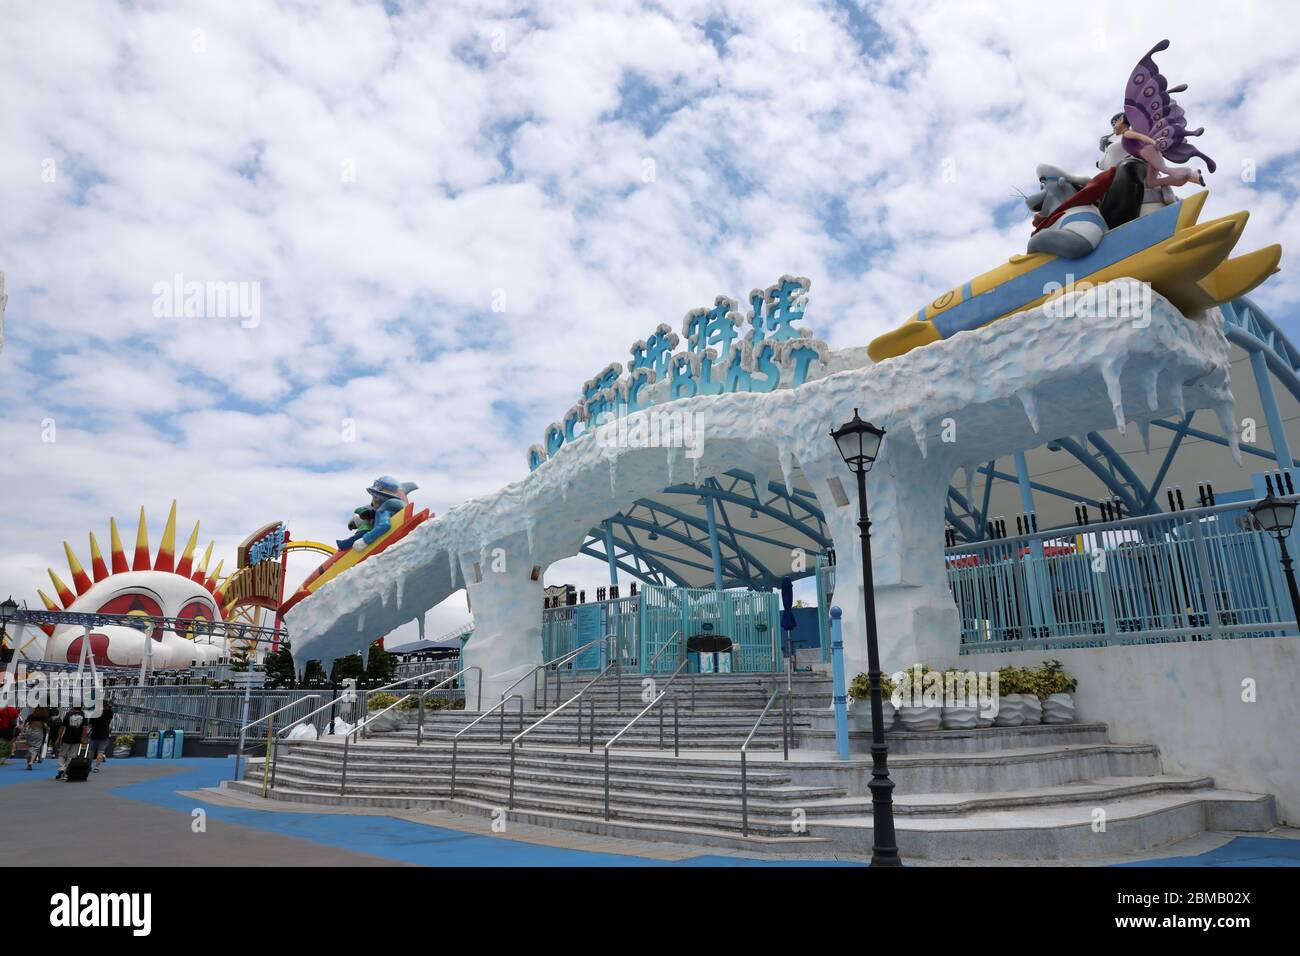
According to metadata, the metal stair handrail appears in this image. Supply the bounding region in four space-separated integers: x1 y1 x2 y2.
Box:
506 634 621 808
601 656 692 820
739 685 791 837
450 694 526 798
349 664 482 742
499 636 607 710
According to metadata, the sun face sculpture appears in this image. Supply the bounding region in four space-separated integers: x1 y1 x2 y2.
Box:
22 502 231 669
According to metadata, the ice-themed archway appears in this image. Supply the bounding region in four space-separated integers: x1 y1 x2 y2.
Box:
287 279 1238 703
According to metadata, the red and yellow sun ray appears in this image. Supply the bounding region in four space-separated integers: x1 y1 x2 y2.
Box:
155 501 178 573
63 541 92 596
132 507 151 572
47 568 76 608
88 532 109 583
108 517 129 574
175 521 201 578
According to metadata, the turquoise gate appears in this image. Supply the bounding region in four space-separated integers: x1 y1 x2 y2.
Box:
541 586 781 673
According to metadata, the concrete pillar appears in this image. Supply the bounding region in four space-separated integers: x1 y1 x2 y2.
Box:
802 441 958 681
460 541 545 709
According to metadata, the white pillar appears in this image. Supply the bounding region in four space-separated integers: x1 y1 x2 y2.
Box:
460 545 546 710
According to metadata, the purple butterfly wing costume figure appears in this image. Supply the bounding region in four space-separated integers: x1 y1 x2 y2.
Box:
1122 39 1216 187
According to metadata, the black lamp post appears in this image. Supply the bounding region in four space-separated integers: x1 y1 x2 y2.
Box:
0 596 17 663
829 409 900 867
1250 495 1300 626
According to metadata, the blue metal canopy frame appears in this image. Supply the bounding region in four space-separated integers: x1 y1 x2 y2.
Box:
944 296 1300 543
579 297 1299 580
580 469 831 591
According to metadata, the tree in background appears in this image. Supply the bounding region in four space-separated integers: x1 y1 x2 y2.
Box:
364 639 395 684
330 654 365 684
230 646 251 673
263 640 296 686
302 659 327 684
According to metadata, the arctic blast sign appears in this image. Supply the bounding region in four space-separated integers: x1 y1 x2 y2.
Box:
528 275 828 471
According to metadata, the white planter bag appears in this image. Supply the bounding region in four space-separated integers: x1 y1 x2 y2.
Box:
848 699 895 733
895 703 942 732
285 723 319 741
993 695 1027 726
1019 694 1043 725
941 705 979 730
1041 693 1076 724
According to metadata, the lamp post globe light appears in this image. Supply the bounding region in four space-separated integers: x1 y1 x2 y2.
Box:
1250 495 1300 627
829 409 901 867
0 596 17 663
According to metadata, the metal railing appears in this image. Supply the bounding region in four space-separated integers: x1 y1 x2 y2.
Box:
498 637 606 712
234 694 322 781
450 694 526 798
336 665 481 797
507 637 621 808
947 496 1298 652
739 686 791 837
602 656 691 820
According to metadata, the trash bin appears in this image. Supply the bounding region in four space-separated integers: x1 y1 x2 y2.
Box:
146 730 161 759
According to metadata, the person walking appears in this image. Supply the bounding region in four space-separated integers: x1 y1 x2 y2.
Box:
88 699 114 772
21 706 49 771
0 703 18 765
45 707 61 764
54 705 88 780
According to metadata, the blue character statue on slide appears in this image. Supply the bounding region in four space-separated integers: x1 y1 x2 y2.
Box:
336 476 419 552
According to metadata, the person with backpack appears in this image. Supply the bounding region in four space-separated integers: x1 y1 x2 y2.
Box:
55 705 88 780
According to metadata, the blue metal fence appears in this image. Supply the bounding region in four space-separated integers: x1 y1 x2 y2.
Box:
540 586 781 672
948 497 1297 653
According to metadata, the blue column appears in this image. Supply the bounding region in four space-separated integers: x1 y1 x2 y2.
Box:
602 521 619 586
830 606 849 761
703 495 725 592
1250 348 1294 470
1014 451 1056 632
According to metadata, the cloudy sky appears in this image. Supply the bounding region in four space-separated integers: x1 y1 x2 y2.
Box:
2 0 1297 645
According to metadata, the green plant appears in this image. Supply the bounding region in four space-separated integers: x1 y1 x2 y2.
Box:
114 733 135 747
848 671 897 702
996 665 1034 696
1029 660 1078 698
892 664 938 696
367 692 402 711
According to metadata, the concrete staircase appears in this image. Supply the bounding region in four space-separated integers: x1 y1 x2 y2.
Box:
225 673 1278 860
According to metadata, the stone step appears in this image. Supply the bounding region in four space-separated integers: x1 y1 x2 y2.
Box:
800 721 1113 754
274 748 797 786
265 762 844 809
805 789 1278 860
256 770 820 837
223 779 834 851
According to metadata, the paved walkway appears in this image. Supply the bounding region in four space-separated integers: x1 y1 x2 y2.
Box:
0 758 1296 866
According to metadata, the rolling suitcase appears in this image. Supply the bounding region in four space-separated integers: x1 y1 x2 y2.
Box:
66 743 92 782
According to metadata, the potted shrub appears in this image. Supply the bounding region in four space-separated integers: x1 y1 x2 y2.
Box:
112 734 135 759
1035 660 1078 724
893 664 943 731
993 666 1039 726
847 671 896 732
939 668 983 729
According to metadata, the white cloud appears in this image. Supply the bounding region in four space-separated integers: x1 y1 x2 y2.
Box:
2 0 1297 645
